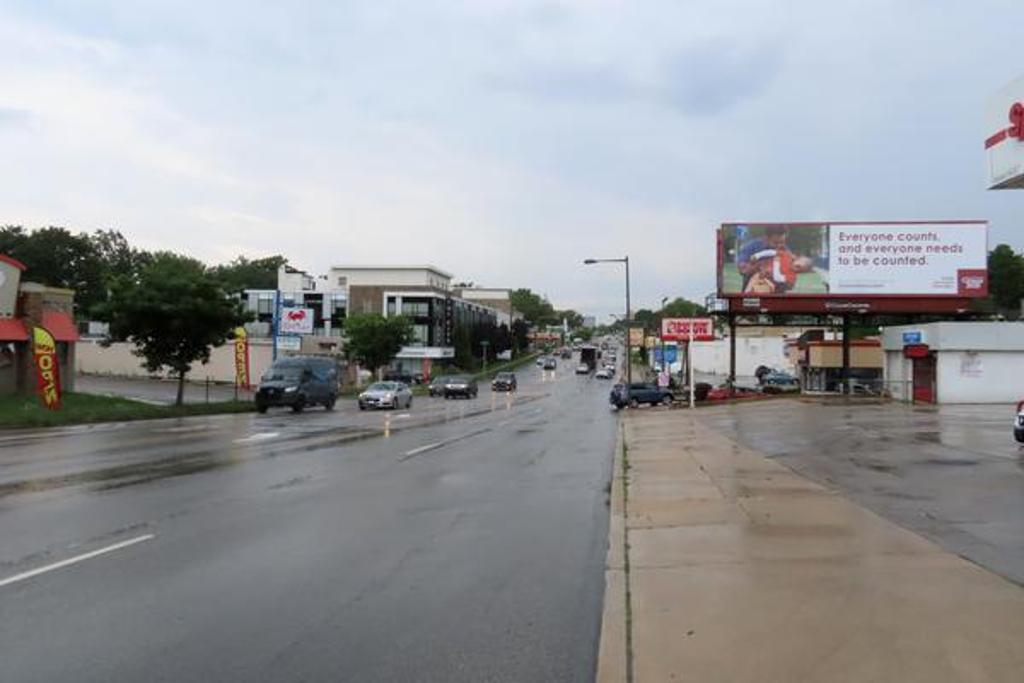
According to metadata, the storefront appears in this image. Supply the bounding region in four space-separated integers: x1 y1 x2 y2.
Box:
797 338 883 393
882 322 1024 404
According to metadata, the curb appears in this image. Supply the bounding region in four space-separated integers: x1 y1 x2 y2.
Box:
596 419 630 683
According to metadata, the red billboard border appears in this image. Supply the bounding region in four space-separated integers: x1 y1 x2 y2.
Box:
717 220 988 314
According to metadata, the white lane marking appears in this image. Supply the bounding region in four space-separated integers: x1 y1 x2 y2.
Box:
233 432 280 444
0 534 156 589
395 413 412 420
404 441 444 457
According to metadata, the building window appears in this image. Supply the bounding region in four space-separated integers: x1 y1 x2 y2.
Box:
401 301 430 317
257 295 274 315
337 276 347 287
410 324 429 346
386 297 397 316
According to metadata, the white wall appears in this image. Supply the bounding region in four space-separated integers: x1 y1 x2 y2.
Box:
936 351 1024 403
691 337 792 376
883 350 913 402
77 338 275 384
329 267 451 289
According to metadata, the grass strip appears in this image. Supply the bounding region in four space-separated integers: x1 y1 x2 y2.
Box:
0 392 254 429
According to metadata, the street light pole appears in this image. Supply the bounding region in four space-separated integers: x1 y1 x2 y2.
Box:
584 256 632 386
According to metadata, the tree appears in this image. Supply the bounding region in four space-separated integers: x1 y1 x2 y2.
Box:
0 226 107 314
510 288 556 326
90 229 152 285
210 255 289 294
988 244 1024 317
660 298 706 319
94 253 251 405
343 314 413 379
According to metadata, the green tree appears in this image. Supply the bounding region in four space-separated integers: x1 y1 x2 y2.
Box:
988 244 1024 316
94 253 251 405
510 288 556 326
660 297 706 318
90 229 152 285
210 255 289 294
0 226 107 314
343 314 413 379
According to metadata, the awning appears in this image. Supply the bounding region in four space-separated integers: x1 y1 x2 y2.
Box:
0 318 28 341
41 310 79 342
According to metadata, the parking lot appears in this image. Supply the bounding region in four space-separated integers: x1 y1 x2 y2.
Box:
699 399 1024 585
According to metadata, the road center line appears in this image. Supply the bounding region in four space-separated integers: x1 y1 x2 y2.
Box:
233 432 280 444
0 534 156 589
404 441 444 457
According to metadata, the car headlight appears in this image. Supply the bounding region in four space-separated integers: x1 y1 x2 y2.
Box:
384 393 393 400
284 386 298 393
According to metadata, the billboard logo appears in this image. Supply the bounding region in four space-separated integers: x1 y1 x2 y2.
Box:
986 101 1024 149
957 269 988 296
279 307 315 335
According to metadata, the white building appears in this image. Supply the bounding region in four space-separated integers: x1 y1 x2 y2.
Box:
881 322 1024 404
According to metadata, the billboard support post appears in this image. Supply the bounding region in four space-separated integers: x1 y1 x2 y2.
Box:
728 314 737 397
688 322 695 409
841 315 851 395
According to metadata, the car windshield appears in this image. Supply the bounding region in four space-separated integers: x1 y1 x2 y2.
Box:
496 373 513 379
262 367 303 382
367 382 397 391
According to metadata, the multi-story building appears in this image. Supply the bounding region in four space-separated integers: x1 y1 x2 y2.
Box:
243 265 509 375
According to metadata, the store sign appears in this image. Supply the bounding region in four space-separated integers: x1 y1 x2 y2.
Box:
276 335 301 352
654 346 678 364
628 327 644 348
987 75 1024 189
661 318 715 342
279 307 314 335
32 326 60 410
234 327 250 389
397 346 455 359
902 330 923 345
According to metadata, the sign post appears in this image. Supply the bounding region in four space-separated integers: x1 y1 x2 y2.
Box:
689 321 695 409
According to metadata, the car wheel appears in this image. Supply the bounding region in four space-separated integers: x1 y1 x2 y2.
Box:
406 397 413 409
359 403 366 411
629 398 640 409
257 404 268 414
325 396 336 411
292 398 306 413
1015 428 1024 444
662 395 673 406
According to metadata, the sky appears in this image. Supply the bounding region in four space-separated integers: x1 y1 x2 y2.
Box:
1 0 1022 319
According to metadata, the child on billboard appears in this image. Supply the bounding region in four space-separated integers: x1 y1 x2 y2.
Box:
737 226 814 294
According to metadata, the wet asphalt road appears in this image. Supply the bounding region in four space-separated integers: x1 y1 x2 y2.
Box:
700 399 1024 585
0 363 618 682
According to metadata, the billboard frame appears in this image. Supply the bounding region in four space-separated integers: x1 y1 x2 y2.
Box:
717 220 988 314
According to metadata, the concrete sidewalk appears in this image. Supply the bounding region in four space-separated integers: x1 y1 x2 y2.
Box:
598 408 1024 682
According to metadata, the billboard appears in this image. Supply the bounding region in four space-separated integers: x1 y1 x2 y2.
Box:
661 318 715 342
718 222 987 312
628 327 644 347
987 75 1024 190
279 307 315 335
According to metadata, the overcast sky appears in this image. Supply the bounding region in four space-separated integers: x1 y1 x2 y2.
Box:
1 1 1022 318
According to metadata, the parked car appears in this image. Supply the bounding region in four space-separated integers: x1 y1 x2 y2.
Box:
596 367 614 379
358 381 413 410
428 375 451 397
443 376 478 399
535 356 547 366
543 358 557 370
610 382 675 409
575 363 591 375
761 372 800 394
491 372 517 392
1015 400 1024 444
256 356 339 413
560 349 573 359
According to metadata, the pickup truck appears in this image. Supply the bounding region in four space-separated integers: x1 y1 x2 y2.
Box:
610 382 675 409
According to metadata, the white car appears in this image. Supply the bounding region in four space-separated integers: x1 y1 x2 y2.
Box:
596 368 614 379
358 382 413 410
575 363 591 375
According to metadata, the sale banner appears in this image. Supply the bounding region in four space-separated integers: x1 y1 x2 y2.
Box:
234 326 251 390
32 326 61 410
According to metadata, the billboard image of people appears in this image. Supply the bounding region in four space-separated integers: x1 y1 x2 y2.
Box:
719 222 987 298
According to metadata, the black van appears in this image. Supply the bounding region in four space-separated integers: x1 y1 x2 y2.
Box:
255 356 339 413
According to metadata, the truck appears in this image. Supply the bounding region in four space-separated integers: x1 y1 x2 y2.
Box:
579 345 598 372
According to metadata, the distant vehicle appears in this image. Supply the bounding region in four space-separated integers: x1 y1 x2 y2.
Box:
754 365 773 385
427 375 451 397
575 363 591 375
579 345 598 372
761 372 800 394
535 356 547 366
543 358 557 370
358 381 412 410
383 370 414 384
1015 400 1024 443
491 372 517 392
610 382 675 409
560 349 572 360
443 376 478 399
596 367 614 379
256 356 339 413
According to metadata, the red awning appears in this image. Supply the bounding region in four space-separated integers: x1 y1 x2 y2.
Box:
42 310 79 342
0 318 28 341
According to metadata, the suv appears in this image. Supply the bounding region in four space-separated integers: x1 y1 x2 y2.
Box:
443 376 478 399
609 382 674 409
256 356 339 413
543 358 557 370
491 372 517 392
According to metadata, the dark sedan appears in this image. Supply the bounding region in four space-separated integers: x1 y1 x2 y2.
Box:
491 372 517 392
443 376 478 399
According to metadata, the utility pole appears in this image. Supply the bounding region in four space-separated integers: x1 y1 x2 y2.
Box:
481 340 490 373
